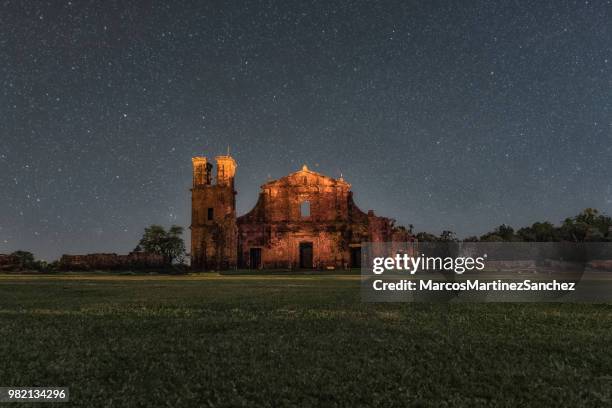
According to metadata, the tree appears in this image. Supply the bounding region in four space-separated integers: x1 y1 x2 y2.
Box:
439 230 458 242
575 207 599 225
480 224 515 242
479 233 504 242
517 221 558 242
137 225 186 264
415 232 439 242
495 224 516 241
559 209 612 242
11 250 35 270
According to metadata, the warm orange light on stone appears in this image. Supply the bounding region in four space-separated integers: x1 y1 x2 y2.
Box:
190 154 412 271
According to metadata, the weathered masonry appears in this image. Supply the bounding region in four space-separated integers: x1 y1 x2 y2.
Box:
190 154 411 270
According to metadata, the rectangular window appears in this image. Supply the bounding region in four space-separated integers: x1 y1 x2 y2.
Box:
207 207 214 220
300 201 310 217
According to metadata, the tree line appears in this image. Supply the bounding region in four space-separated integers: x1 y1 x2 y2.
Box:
414 208 612 242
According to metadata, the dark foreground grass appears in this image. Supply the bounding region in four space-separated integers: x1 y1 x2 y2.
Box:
0 273 611 407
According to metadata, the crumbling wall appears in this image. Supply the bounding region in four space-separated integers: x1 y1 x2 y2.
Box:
0 254 19 271
59 252 165 271
588 260 612 271
236 166 412 269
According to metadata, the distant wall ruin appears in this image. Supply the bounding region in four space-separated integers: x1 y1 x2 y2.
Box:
59 252 166 271
0 254 19 271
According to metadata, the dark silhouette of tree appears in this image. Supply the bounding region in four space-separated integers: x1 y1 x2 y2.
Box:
517 222 559 242
559 208 612 242
415 232 439 242
137 225 186 264
439 230 458 242
10 250 35 270
480 225 514 241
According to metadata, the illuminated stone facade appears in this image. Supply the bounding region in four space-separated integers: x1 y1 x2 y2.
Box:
191 155 411 270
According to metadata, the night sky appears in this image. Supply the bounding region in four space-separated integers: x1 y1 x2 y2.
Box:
2 0 612 260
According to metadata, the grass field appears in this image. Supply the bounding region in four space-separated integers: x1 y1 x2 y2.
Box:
1 273 611 407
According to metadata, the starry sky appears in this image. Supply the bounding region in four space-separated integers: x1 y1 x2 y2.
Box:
2 0 612 260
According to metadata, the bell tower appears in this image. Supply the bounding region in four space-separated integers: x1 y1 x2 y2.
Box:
216 155 237 188
192 157 212 187
190 154 237 270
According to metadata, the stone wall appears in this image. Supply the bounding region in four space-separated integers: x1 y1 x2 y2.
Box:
0 254 19 271
236 165 411 270
587 260 612 271
59 252 165 271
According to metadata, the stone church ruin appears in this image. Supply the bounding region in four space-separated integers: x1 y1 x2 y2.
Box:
191 154 411 270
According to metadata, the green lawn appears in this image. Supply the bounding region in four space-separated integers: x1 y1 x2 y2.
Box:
0 273 611 407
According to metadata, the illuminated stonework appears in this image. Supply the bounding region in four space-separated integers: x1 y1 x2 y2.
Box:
191 156 411 270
